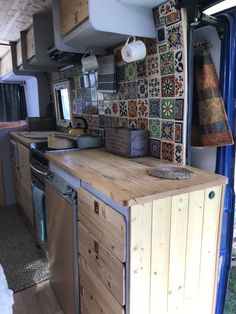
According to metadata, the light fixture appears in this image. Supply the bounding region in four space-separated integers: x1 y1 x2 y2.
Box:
203 0 235 15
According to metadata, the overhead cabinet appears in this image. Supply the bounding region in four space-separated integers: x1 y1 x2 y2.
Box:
0 50 13 77
52 0 156 54
16 41 23 67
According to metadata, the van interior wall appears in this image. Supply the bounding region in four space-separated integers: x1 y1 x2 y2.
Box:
24 77 40 117
190 25 221 173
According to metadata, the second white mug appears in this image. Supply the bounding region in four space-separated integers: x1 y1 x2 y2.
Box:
121 36 147 63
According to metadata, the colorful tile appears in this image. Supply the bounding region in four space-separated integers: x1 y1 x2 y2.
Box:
92 116 99 128
175 122 183 143
119 117 128 128
99 115 106 128
138 118 149 130
159 0 177 17
175 144 183 164
161 141 174 161
128 118 138 129
153 6 160 28
158 44 168 54
166 10 181 26
148 78 160 98
117 65 126 83
150 139 161 158
161 120 174 141
104 101 111 115
111 117 120 128
111 101 119 116
125 62 137 81
128 100 138 118
137 99 149 117
149 119 161 139
175 50 184 73
157 27 166 44
117 83 128 100
91 87 98 101
175 98 184 120
149 99 161 118
127 81 137 99
84 88 92 101
147 53 159 77
166 22 183 51
144 38 158 55
119 101 128 117
160 51 174 76
136 60 147 79
161 98 175 119
161 75 175 97
137 79 148 99
86 115 93 128
98 101 105 115
105 116 112 128
114 46 124 65
175 74 184 97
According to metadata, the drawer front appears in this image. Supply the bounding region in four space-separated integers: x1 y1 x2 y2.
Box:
78 188 126 262
78 222 125 306
60 0 89 36
79 256 124 314
26 28 35 60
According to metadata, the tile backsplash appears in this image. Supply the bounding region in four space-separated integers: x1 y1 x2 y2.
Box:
51 0 187 164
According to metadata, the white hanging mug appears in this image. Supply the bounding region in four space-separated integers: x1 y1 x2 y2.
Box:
121 36 147 63
81 49 98 72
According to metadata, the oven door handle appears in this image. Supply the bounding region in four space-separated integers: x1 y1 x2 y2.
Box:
30 163 48 176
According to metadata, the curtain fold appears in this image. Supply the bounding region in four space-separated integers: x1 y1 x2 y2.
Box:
0 83 27 122
192 47 234 147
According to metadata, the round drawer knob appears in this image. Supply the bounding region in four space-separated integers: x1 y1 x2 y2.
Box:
209 191 215 199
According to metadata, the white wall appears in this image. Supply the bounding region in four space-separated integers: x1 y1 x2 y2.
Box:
24 77 40 117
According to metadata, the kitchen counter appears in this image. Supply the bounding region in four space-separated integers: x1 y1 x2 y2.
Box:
10 131 57 147
46 148 227 206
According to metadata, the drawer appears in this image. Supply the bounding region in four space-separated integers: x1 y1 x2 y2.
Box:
79 256 124 314
78 222 125 306
78 188 126 262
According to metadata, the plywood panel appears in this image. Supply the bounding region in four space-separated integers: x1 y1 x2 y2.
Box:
198 186 222 314
168 193 189 313
150 197 171 314
26 27 35 60
78 188 126 262
16 40 22 66
78 222 125 305
129 202 152 314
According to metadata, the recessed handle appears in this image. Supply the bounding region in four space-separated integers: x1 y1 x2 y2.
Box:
94 201 99 215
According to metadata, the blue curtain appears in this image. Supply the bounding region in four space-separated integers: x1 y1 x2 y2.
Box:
215 10 236 314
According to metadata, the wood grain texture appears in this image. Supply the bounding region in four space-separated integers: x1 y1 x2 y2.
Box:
46 148 227 206
0 160 5 205
26 27 35 60
78 222 125 305
78 188 126 262
16 40 22 66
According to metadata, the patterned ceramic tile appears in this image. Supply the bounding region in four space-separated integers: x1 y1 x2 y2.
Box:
161 98 175 119
175 50 184 73
137 99 149 117
137 79 148 99
128 118 138 129
114 46 125 65
86 115 93 128
119 117 128 128
175 74 184 97
75 101 83 115
143 38 158 55
97 92 104 101
104 101 111 116
91 87 98 101
138 118 149 130
166 10 181 26
110 101 120 116
175 122 183 143
98 101 105 115
84 88 92 101
158 43 168 54
136 60 147 79
148 78 160 98
175 144 183 164
127 81 137 99
161 75 175 97
147 54 159 77
149 119 161 139
175 98 184 120
76 89 83 101
166 22 183 51
117 83 128 100
119 101 128 117
125 62 137 81
111 117 120 128
160 51 174 76
99 115 106 128
92 116 99 129
159 0 177 17
149 98 161 118
157 26 166 44
117 65 126 83
153 6 160 28
103 92 118 101
128 100 138 118
150 139 161 158
161 141 174 161
81 102 86 114
161 120 174 141
105 116 112 128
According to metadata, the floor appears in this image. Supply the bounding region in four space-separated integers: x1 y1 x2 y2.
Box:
224 260 236 314
13 280 64 314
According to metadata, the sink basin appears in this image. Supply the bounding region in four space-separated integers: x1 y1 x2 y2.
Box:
77 135 103 149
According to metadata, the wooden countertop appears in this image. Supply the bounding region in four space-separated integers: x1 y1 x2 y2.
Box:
46 148 227 206
10 131 62 147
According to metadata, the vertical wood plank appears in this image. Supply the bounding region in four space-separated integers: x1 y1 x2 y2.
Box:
129 202 152 314
168 193 189 313
150 197 171 314
198 186 222 314
183 189 205 314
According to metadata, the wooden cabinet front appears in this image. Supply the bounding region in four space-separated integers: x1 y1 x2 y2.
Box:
16 41 23 66
26 27 35 60
0 50 13 76
60 0 89 36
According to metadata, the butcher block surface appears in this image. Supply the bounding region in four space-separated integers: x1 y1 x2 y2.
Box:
46 148 227 206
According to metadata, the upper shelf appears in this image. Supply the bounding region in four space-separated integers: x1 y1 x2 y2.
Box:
52 0 156 55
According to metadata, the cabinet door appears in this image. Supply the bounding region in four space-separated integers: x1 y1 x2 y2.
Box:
16 41 23 66
78 188 126 262
0 160 5 205
0 50 13 76
26 28 35 60
60 0 89 36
